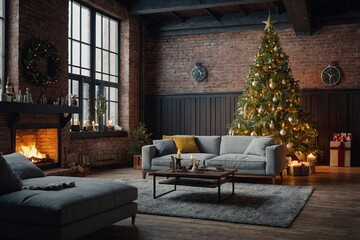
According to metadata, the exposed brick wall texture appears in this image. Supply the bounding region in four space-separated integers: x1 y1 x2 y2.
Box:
144 23 360 95
2 0 140 168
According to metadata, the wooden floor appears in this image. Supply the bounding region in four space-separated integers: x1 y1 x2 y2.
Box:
78 166 360 240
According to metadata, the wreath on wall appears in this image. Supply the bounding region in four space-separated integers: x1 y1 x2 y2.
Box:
23 37 62 88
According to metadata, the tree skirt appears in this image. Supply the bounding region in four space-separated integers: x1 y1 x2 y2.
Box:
117 179 313 228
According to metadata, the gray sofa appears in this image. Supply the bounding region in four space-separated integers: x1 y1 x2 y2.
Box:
142 135 286 183
0 153 138 240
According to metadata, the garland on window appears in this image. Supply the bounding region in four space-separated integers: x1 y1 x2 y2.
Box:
24 37 61 88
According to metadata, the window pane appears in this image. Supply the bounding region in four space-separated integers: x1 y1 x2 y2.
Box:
110 76 118 83
109 87 118 101
83 82 90 99
102 74 109 81
68 3 72 37
81 43 90 68
68 39 72 64
102 17 109 50
82 69 90 77
73 80 79 96
72 67 80 75
103 51 109 74
72 2 81 40
81 7 90 44
82 99 90 122
96 13 102 47
109 53 118 75
95 85 101 98
110 19 118 53
72 41 80 66
109 102 118 125
96 48 101 72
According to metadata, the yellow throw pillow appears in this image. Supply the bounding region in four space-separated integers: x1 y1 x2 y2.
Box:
171 136 200 153
162 135 173 139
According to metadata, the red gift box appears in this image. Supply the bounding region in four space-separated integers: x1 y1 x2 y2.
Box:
330 141 351 167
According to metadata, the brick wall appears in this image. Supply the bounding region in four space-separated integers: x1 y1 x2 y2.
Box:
144 23 360 95
2 0 141 168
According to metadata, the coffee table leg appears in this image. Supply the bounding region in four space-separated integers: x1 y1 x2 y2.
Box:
153 175 156 199
218 174 235 203
153 176 177 199
232 173 235 195
218 179 221 203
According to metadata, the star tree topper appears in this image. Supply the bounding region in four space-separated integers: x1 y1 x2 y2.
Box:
262 14 276 31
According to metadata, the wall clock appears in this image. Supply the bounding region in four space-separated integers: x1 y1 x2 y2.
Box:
191 62 207 82
321 65 341 85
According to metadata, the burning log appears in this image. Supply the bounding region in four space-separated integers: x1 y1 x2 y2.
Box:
29 156 53 165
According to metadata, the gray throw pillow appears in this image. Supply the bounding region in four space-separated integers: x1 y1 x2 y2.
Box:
0 155 23 195
244 137 274 157
2 152 45 179
153 139 176 156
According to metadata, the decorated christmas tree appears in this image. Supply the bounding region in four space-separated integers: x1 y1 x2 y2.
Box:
228 16 322 157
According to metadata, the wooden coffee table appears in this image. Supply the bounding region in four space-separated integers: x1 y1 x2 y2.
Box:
149 168 237 203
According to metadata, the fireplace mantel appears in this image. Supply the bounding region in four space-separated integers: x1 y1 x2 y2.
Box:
0 102 81 128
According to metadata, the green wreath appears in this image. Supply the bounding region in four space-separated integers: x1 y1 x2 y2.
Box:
24 37 61 88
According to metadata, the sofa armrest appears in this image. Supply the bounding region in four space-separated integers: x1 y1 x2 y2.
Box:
141 145 157 170
265 144 286 176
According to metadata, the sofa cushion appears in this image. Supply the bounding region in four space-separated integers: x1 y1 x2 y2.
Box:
153 139 176 156
165 136 200 153
195 136 221 155
0 176 138 226
3 153 45 180
0 155 23 195
220 136 253 155
244 136 274 157
206 154 266 173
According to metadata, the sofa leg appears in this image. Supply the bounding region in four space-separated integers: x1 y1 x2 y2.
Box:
131 214 136 225
142 170 147 179
272 176 276 184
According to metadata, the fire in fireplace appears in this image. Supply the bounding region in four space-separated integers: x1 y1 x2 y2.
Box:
15 128 59 169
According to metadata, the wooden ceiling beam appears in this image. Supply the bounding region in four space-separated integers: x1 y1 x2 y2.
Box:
169 11 185 22
148 11 291 36
282 0 311 35
128 0 277 15
204 8 222 22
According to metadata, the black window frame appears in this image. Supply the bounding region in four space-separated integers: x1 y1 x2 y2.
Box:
68 0 120 129
0 0 6 90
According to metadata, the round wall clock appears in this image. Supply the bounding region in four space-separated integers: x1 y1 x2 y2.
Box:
321 65 341 85
191 62 207 82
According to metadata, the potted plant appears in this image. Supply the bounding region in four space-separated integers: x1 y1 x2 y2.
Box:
127 123 152 170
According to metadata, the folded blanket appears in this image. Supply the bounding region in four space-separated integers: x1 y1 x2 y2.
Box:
23 181 76 191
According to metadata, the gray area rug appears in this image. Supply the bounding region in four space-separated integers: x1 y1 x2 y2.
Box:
117 179 313 228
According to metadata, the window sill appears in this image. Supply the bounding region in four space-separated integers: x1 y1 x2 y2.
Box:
70 130 127 139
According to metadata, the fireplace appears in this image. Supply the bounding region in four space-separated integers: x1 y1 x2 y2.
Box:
0 102 80 169
15 125 61 169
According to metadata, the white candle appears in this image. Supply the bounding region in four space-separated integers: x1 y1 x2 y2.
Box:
177 149 181 159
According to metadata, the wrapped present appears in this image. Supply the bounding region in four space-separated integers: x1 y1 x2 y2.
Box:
330 141 351 167
293 165 309 176
288 161 310 176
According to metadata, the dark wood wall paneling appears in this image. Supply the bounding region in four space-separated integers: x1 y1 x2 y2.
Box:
144 90 360 166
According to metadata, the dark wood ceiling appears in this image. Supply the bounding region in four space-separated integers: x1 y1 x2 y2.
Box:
118 0 360 36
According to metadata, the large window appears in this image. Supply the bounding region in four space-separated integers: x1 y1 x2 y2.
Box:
0 0 5 87
68 0 119 128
